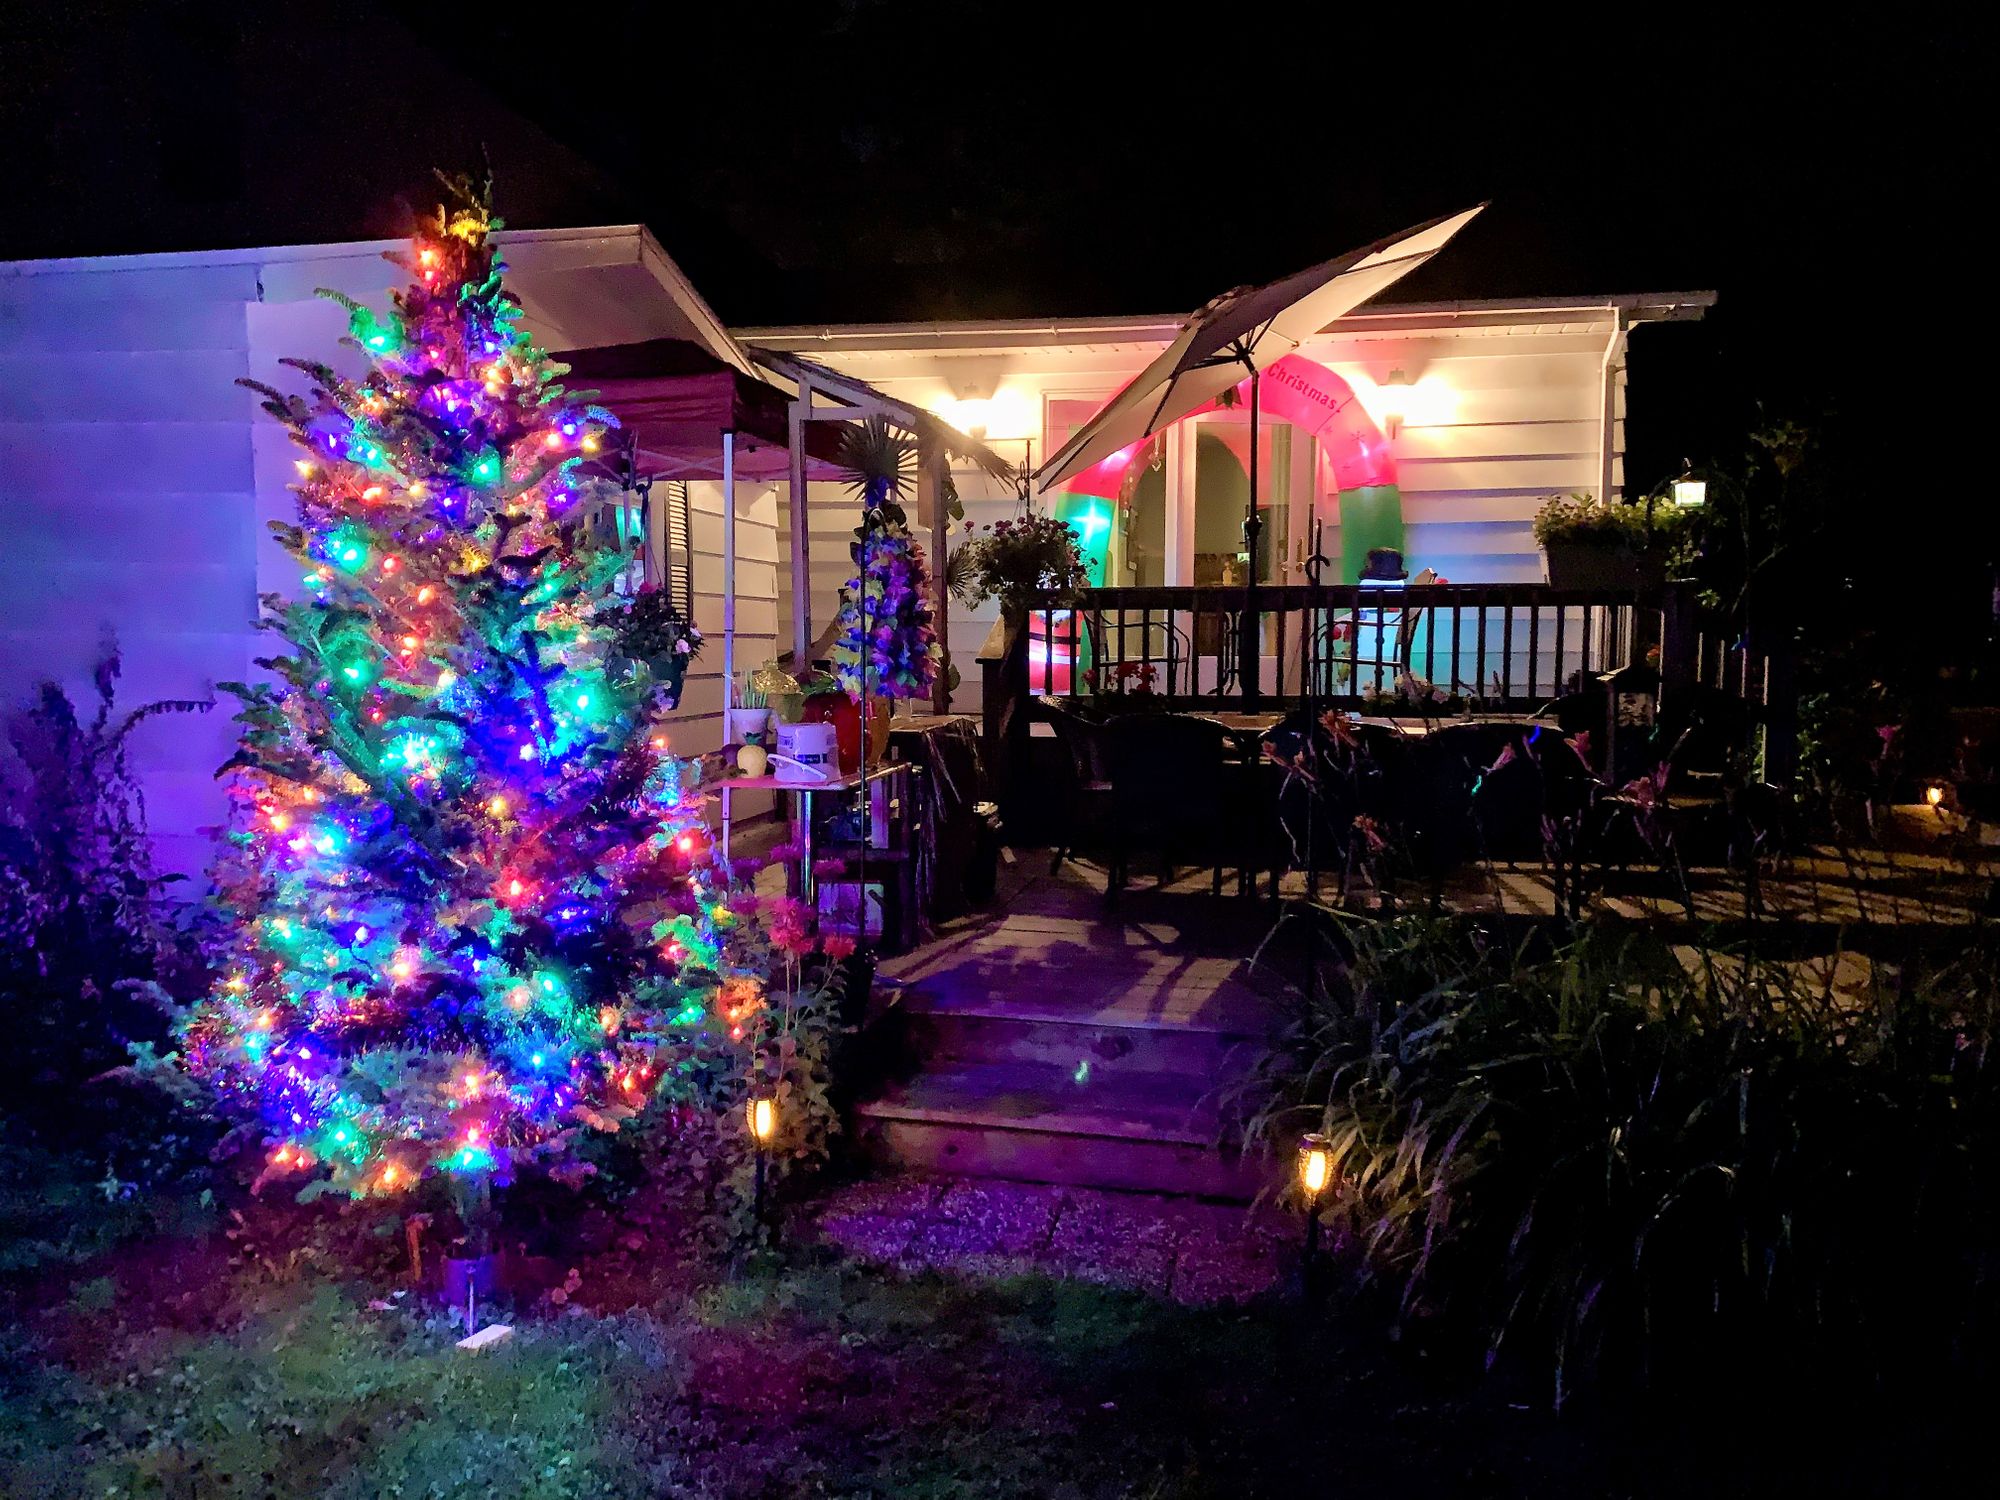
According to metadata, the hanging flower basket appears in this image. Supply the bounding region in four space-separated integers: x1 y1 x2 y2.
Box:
606 588 704 708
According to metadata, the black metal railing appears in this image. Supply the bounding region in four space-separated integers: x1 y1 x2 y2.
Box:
1017 583 1648 713
978 583 1797 811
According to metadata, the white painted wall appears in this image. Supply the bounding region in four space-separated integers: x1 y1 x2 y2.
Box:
0 227 769 876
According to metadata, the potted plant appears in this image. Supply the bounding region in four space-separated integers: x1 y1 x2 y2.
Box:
604 587 703 708
953 513 1093 621
1533 493 1685 590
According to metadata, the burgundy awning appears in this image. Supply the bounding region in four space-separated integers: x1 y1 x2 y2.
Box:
556 337 847 481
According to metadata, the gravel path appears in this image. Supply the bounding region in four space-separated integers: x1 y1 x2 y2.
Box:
803 1174 1298 1304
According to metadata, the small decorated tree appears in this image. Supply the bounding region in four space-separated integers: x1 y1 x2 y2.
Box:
182 180 756 1210
830 420 940 704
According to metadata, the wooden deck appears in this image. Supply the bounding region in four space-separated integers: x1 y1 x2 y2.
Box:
842 804 1997 1197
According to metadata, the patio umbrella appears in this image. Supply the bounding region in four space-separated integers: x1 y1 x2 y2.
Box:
1033 205 1484 705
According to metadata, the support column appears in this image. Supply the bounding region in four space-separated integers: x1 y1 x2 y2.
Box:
787 390 812 664
916 435 951 714
722 430 737 706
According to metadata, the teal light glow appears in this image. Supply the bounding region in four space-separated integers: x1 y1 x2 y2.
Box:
327 526 369 573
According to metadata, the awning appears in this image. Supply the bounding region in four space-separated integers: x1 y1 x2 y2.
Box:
556 337 847 480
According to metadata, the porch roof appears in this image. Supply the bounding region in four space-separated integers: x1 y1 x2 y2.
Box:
737 292 1717 356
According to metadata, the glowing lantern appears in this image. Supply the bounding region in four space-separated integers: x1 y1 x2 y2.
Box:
1671 461 1707 508
746 1093 777 1146
1298 1133 1333 1201
1925 784 1947 808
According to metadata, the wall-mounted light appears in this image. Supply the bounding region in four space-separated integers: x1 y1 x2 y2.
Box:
1671 460 1707 508
937 385 1038 444
1377 368 1415 440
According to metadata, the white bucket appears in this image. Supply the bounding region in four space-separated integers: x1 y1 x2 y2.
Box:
773 721 839 781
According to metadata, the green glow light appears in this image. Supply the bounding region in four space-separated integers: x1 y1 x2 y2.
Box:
327 526 369 574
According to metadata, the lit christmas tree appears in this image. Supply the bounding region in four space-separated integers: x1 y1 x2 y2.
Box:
182 183 757 1202
830 421 940 703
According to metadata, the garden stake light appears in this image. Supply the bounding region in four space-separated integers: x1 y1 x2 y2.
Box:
747 1089 777 1239
1298 1132 1332 1293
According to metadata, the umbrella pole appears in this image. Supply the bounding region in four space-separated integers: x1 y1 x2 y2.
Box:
1240 355 1263 710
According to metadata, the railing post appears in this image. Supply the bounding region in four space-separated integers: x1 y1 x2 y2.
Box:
1658 581 1698 714
1758 618 1799 784
977 610 1030 818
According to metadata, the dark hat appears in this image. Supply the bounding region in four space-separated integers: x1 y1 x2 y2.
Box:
1360 547 1409 582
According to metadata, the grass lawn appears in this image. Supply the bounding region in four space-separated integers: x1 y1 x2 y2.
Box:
0 1173 1985 1499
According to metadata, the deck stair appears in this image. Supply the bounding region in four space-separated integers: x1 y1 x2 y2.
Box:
854 867 1289 1200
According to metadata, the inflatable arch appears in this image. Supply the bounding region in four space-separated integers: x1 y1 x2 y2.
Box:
1060 353 1405 584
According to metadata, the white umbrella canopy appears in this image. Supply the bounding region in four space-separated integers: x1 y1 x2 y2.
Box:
1034 205 1484 494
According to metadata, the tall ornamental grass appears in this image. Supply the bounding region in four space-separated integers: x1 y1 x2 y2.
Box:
1249 916 2000 1405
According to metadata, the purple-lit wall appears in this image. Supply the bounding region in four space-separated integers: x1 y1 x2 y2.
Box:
1 254 269 877
2 229 775 882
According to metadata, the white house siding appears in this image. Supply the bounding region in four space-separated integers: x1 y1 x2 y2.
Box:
0 228 768 876
0 256 262 878
748 301 1687 712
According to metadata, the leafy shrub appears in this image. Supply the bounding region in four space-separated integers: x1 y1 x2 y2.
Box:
0 645 210 1166
0 1126 213 1274
1248 915 2000 1404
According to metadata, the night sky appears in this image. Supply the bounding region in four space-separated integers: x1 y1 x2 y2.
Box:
1 3 1974 510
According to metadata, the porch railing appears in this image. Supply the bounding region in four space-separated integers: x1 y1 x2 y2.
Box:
1017 583 1651 713
977 582 1797 812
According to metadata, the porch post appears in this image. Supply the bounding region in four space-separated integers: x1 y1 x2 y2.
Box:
1240 362 1263 708
916 434 951 714
1658 580 1697 711
787 390 812 664
722 429 737 705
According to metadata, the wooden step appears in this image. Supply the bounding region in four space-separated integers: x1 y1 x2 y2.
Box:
894 1007 1267 1080
853 1059 1268 1201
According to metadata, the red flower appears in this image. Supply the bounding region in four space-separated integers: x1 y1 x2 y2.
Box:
771 923 816 958
822 934 858 961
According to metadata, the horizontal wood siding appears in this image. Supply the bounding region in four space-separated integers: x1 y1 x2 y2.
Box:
0 235 776 875
0 261 260 876
770 321 1624 709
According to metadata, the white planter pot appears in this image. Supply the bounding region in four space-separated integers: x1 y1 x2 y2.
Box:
727 707 773 746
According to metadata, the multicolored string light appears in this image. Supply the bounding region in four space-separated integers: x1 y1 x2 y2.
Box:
183 190 766 1197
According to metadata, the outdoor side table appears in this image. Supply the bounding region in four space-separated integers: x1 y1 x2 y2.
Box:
714 764 922 949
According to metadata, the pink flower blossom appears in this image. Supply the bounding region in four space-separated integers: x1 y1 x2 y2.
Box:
771 922 816 958
822 934 858 961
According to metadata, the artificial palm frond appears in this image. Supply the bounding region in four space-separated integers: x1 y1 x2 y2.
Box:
836 416 914 501
942 543 980 602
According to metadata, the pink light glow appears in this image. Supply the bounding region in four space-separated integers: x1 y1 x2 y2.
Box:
1063 443 1140 500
